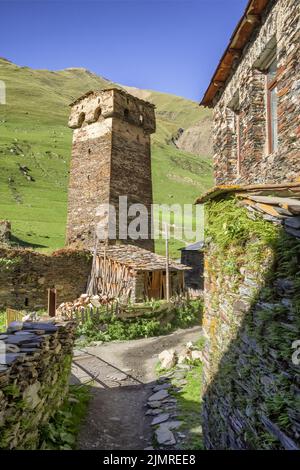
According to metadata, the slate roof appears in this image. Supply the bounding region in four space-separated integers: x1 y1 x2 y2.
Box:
195 182 300 239
97 244 189 272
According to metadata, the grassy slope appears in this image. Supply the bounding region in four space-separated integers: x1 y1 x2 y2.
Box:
0 58 213 257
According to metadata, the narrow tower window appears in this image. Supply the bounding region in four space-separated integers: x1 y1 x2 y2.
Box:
94 107 102 121
266 57 278 154
124 109 129 120
78 112 85 127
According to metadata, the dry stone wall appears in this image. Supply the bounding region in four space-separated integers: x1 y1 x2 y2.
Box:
202 197 300 449
212 0 300 185
0 319 76 449
0 246 92 310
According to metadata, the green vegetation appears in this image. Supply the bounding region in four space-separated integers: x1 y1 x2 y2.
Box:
205 197 300 449
39 384 90 450
76 299 202 345
175 364 204 450
0 58 212 255
206 197 279 250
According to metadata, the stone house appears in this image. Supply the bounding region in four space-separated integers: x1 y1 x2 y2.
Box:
201 0 299 185
198 0 300 450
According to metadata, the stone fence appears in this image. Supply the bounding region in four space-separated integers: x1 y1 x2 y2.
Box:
0 319 76 449
0 246 92 310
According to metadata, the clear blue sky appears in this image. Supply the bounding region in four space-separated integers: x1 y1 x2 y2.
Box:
1 0 248 101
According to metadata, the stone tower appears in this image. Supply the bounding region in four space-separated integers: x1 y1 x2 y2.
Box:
66 88 155 251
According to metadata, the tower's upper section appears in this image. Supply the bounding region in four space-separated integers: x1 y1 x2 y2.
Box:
68 87 156 134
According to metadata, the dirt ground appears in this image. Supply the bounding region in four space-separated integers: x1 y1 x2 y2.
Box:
71 326 202 450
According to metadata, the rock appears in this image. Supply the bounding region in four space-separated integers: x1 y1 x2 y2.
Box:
178 355 186 364
110 374 127 381
147 401 163 408
144 446 154 450
155 426 176 445
152 383 170 392
161 420 182 430
0 353 22 365
146 408 162 416
274 278 295 295
0 335 8 341
151 413 170 426
191 350 202 361
284 216 300 229
22 382 41 409
158 349 176 370
148 389 169 402
6 344 20 353
175 379 187 387
177 364 191 370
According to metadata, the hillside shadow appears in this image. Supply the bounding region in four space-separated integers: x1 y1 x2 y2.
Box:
9 234 47 249
202 227 300 450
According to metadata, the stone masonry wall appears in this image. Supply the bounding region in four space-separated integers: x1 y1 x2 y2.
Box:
212 0 300 185
0 319 76 449
202 198 300 449
0 247 92 310
0 221 11 243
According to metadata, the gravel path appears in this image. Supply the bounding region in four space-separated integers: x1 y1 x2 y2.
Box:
71 326 201 450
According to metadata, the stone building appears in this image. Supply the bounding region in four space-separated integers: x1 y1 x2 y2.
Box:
198 0 300 450
201 0 299 185
179 241 204 292
88 244 188 303
67 88 155 252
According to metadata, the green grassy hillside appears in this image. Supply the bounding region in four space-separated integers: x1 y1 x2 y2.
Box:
0 58 213 257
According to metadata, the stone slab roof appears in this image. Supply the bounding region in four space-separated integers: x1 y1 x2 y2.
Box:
200 0 272 107
195 182 300 204
97 244 189 272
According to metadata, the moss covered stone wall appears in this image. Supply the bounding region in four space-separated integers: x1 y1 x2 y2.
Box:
202 197 300 449
0 320 76 449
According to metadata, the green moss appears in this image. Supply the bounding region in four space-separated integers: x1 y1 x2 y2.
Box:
205 197 279 250
203 196 300 449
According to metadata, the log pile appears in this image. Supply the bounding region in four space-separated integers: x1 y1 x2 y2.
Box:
57 293 112 317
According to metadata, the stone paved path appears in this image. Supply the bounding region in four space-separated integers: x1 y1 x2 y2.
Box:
71 326 201 450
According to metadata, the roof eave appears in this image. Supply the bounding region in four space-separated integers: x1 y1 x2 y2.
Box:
200 0 273 107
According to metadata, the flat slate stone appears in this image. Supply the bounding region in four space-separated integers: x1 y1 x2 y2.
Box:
3 334 39 345
148 389 169 402
152 383 170 392
0 353 22 365
151 413 170 426
146 408 162 416
284 216 300 229
23 322 57 332
147 400 162 408
161 420 182 430
155 426 176 446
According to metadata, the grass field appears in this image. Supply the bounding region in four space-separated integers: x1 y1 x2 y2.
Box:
0 58 213 257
